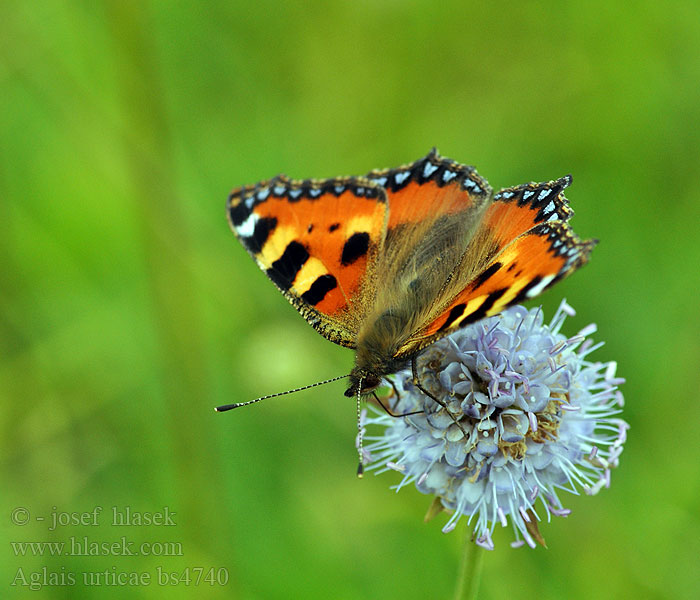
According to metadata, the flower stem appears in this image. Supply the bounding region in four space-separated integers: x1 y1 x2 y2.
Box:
453 533 484 600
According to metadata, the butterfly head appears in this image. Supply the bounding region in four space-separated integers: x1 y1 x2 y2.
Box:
344 369 383 398
345 330 410 398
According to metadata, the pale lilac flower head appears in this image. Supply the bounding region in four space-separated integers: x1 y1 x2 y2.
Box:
362 301 627 549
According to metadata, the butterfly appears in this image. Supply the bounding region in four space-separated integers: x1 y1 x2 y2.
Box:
226 149 596 404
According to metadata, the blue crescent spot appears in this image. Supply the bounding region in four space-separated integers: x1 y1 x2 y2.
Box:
463 179 482 193
423 162 438 178
442 170 457 183
395 171 410 185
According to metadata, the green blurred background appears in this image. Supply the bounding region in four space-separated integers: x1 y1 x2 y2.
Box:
2 1 699 598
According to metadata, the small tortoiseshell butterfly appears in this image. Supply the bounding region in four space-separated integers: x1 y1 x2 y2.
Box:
226 149 596 403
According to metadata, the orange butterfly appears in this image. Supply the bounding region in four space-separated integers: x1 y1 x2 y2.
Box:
221 150 595 457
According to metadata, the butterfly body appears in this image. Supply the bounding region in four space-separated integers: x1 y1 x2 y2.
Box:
228 150 596 398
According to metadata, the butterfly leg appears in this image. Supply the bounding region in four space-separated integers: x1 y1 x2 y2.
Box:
411 354 450 406
411 355 468 437
371 391 422 418
388 377 401 403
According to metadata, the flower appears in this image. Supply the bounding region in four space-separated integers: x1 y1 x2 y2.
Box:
362 300 628 549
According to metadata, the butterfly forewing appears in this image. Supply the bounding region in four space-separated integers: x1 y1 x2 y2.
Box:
228 175 388 347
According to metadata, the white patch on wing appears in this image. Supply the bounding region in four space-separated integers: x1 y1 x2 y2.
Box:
526 274 555 298
236 212 259 238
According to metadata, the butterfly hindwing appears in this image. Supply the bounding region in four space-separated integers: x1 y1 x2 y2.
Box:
366 149 492 231
342 151 500 370
394 177 596 357
484 175 575 243
359 150 494 334
228 175 388 348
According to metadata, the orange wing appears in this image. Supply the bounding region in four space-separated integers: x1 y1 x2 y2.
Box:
363 149 494 322
366 149 491 231
228 175 387 347
228 153 595 357
395 176 596 356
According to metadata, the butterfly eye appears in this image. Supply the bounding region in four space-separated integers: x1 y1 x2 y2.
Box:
361 375 381 394
344 374 381 397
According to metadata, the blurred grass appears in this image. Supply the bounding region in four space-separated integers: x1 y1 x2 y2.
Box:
1 1 699 598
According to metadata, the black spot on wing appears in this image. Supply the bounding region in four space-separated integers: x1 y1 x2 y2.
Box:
341 232 370 265
301 274 337 305
472 262 502 290
329 223 340 232
266 241 309 291
438 303 466 332
461 288 508 326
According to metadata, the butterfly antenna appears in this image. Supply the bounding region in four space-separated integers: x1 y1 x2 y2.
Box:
356 380 365 478
214 374 348 412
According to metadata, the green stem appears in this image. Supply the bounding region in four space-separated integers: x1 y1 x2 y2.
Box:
452 532 484 600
